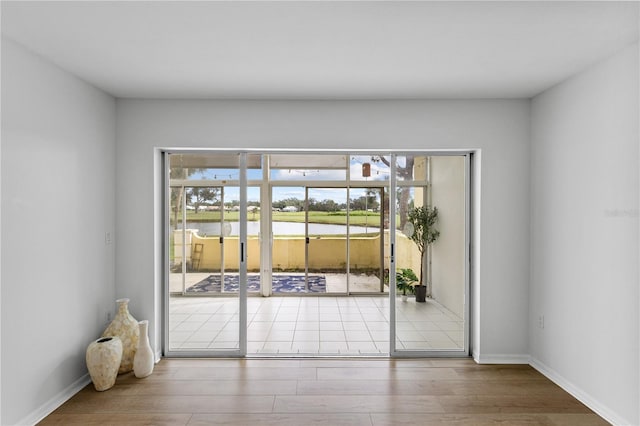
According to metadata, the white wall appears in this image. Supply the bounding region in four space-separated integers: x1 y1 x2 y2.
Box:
1 38 116 425
431 156 466 319
115 98 531 362
530 43 639 425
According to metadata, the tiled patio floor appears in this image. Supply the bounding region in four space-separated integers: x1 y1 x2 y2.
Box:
168 295 464 355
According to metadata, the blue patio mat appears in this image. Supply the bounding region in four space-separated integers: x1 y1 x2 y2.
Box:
186 274 326 293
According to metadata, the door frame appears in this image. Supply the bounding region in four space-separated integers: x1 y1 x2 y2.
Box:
162 149 474 358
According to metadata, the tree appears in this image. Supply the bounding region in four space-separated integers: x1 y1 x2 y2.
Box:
274 197 304 211
170 166 206 226
187 187 219 213
371 156 415 229
406 206 440 298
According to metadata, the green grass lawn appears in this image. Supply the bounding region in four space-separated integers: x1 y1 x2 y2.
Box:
180 210 386 226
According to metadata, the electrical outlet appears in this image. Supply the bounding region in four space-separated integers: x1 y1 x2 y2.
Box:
105 232 112 245
538 315 544 329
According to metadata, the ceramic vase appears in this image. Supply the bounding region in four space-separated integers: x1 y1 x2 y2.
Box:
86 336 123 391
102 298 139 373
133 320 154 378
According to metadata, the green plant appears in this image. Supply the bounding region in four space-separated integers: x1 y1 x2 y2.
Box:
396 268 418 296
406 205 440 297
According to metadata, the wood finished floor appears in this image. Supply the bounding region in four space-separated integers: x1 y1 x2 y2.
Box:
39 358 609 426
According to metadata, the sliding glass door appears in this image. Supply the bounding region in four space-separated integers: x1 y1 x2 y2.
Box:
165 151 470 357
390 154 469 355
166 152 247 356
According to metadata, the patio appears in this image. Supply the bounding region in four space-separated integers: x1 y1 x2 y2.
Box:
168 294 464 355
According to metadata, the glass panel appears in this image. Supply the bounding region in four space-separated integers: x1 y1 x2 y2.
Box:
307 188 348 294
270 154 347 181
395 155 428 182
169 186 186 293
222 186 242 293
350 155 391 182
272 186 306 280
168 153 240 353
394 156 466 353
348 187 386 293
247 185 261 293
182 185 224 293
170 153 259 182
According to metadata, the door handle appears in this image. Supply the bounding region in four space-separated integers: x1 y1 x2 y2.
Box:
306 237 309 244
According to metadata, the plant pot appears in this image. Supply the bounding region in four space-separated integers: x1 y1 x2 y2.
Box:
102 298 139 374
415 286 427 303
86 336 123 391
401 294 408 302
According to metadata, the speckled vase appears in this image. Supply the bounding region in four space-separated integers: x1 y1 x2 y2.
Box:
102 298 139 374
133 320 154 378
86 336 123 391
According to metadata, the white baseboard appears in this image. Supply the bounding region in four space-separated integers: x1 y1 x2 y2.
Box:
530 357 633 426
473 353 530 364
16 373 90 426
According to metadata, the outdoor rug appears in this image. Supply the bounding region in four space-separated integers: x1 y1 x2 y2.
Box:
186 274 326 294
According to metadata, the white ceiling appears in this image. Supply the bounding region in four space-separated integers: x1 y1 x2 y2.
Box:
2 1 638 99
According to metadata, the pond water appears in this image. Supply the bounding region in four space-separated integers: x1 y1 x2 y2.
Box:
176 221 379 236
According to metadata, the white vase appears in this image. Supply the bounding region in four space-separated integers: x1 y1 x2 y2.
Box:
86 336 123 391
102 298 139 374
133 320 154 378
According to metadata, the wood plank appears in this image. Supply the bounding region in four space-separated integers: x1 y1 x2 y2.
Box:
372 413 601 425
273 395 444 414
295 378 571 397
316 366 460 380
437 395 592 414
38 413 192 426
188 413 373 425
172 366 317 380
101 379 298 396
54 395 275 414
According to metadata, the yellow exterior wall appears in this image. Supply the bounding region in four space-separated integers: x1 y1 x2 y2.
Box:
189 234 262 271
348 236 380 270
394 232 422 275
176 231 416 272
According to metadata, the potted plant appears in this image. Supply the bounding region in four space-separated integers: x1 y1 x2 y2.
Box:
396 268 418 301
406 205 440 302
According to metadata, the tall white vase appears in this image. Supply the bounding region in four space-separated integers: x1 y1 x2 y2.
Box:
102 298 139 374
86 336 123 391
133 320 154 378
